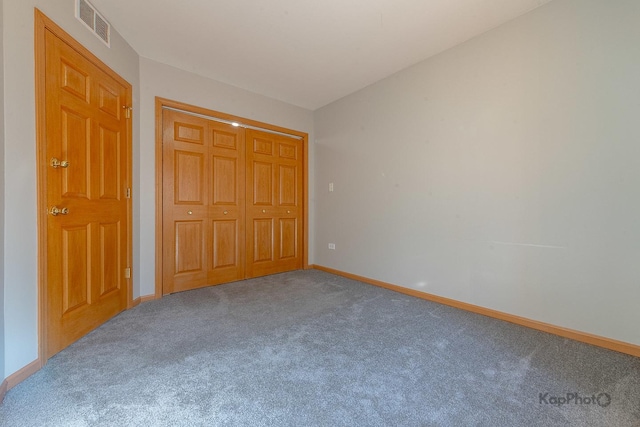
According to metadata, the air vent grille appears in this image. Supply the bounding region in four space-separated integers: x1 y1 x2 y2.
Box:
78 0 94 28
76 0 111 47
94 14 110 44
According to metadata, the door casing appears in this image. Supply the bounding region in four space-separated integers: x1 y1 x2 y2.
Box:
155 98 309 297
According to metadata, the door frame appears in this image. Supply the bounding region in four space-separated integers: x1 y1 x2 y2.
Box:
35 9 133 363
154 97 309 297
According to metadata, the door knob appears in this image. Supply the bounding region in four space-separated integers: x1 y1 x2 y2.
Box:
51 157 70 168
50 206 69 216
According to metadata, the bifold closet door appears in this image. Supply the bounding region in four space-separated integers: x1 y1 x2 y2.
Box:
245 129 303 278
162 109 245 294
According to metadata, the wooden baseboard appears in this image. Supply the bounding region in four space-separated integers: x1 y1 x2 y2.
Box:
2 292 160 396
312 265 640 358
140 294 157 303
5 359 42 390
131 294 157 308
0 379 8 403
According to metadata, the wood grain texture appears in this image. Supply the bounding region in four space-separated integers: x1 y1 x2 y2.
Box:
312 265 640 358
162 109 247 293
245 129 303 278
35 9 133 361
155 98 308 293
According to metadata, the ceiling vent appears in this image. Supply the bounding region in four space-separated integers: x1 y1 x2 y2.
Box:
76 0 111 47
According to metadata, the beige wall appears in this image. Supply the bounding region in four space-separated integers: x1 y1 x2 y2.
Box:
2 0 140 378
137 58 315 297
314 0 640 346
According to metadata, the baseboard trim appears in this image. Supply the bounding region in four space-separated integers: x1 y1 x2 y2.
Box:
2 291 161 397
312 265 640 358
0 379 8 403
132 294 157 308
140 294 157 303
5 359 43 390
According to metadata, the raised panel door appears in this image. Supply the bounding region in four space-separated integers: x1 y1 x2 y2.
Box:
45 29 129 357
162 111 245 292
207 122 245 285
246 129 302 278
162 110 209 293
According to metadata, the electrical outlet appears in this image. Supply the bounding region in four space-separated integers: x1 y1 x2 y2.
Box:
328 243 336 250
329 182 334 192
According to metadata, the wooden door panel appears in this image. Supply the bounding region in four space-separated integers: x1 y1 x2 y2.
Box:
253 219 274 262
174 151 205 204
98 84 121 119
253 162 273 205
60 60 90 102
213 130 238 150
174 121 205 145
43 24 130 358
279 218 297 260
61 224 90 314
253 137 273 155
212 220 237 268
278 142 298 160
99 222 120 296
279 165 297 206
174 221 205 274
212 156 237 205
60 108 90 198
99 125 121 200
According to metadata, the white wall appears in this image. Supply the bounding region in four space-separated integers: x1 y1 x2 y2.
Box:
3 0 140 378
314 0 640 346
137 58 315 297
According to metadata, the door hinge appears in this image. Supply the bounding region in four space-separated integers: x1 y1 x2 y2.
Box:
123 105 132 119
125 267 131 279
126 188 131 199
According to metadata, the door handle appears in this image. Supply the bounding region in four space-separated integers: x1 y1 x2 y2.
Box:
50 206 69 216
50 157 70 168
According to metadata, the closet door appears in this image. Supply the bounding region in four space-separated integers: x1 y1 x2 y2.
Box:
207 121 246 285
245 129 303 278
162 110 245 294
162 110 209 294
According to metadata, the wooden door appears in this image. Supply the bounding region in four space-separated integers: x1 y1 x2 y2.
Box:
246 129 303 278
162 110 245 294
44 29 130 357
208 121 246 286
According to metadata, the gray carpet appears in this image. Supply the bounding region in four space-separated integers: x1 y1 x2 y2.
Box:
1 270 639 426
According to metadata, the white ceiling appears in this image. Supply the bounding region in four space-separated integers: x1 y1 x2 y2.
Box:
90 0 552 110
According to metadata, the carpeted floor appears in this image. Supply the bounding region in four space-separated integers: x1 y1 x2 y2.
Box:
1 270 639 426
